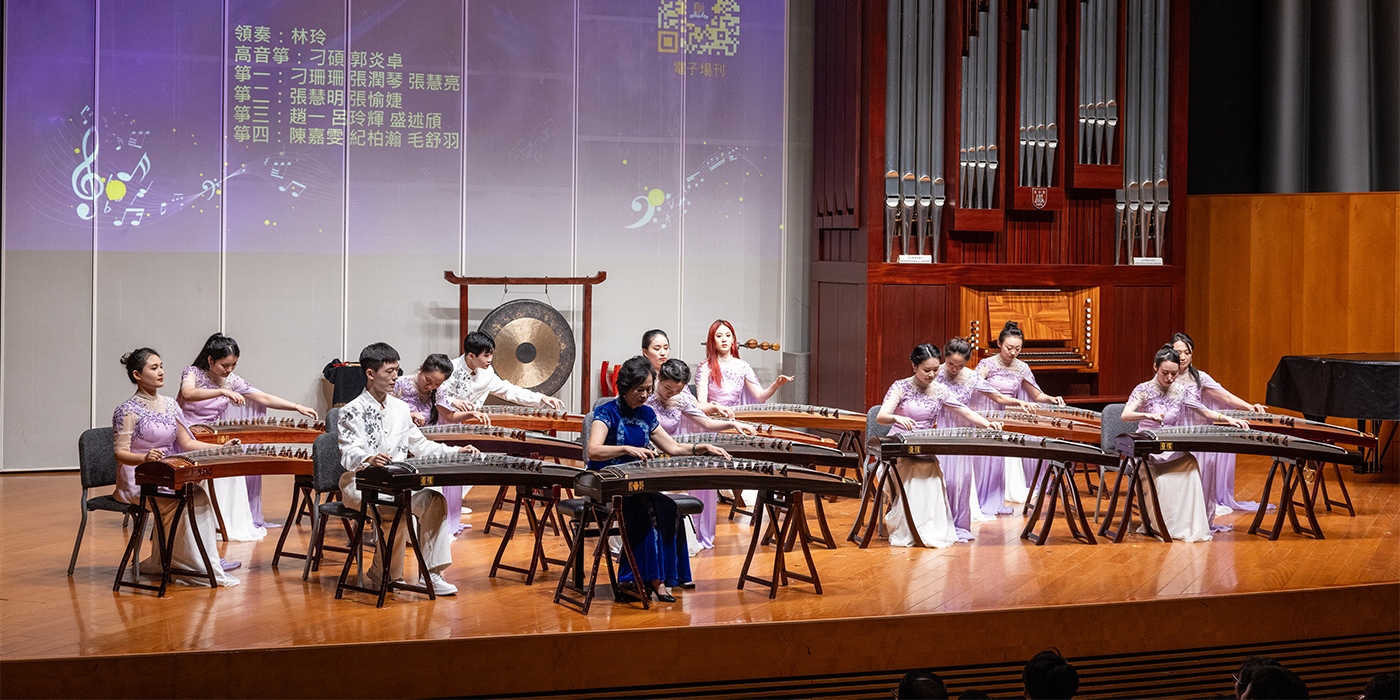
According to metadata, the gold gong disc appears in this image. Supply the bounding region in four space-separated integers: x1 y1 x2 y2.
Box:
479 299 576 395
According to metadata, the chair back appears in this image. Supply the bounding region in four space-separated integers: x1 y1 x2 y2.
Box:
325 407 341 438
77 428 120 490
1100 403 1138 453
311 432 346 493
580 409 598 462
591 396 613 411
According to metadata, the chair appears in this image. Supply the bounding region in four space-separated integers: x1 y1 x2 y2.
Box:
68 428 143 576
847 406 891 545
1095 404 1136 522
272 409 344 567
300 431 363 581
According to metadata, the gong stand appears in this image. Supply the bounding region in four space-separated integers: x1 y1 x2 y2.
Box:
444 272 607 410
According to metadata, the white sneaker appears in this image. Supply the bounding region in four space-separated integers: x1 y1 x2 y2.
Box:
460 506 473 515
422 571 457 596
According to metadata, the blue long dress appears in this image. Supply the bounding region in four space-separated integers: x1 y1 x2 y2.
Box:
588 399 692 587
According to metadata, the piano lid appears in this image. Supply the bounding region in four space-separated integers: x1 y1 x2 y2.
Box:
1266 353 1400 421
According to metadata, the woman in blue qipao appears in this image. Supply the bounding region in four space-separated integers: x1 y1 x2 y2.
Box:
585 356 730 603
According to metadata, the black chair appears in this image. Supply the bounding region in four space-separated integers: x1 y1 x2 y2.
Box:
1095 404 1136 522
69 428 143 576
301 431 363 581
272 409 343 567
848 406 892 546
1097 403 1174 542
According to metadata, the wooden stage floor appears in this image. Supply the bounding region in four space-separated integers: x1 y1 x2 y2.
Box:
3 456 1397 698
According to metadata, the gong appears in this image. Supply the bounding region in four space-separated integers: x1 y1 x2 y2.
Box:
478 299 576 396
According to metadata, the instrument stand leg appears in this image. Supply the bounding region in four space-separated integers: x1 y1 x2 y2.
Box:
738 491 771 589
273 480 308 568
334 503 368 600
1063 464 1098 544
552 505 594 610
804 493 838 550
1309 461 1357 517
847 457 879 543
1098 457 1132 541
491 486 561 585
1283 461 1325 539
303 493 329 579
181 484 221 592
1248 459 1286 538
598 497 649 612
205 479 229 543
1023 459 1047 516
727 491 754 521
1135 460 1172 543
1022 462 1061 545
113 495 156 593
740 492 822 599
483 485 514 535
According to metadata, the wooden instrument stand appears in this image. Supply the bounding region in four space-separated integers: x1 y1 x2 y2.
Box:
335 487 437 608
489 485 563 586
740 490 823 599
1020 461 1098 546
851 458 925 549
1248 459 1325 541
444 271 606 410
1097 456 1172 543
552 496 650 614
114 484 220 597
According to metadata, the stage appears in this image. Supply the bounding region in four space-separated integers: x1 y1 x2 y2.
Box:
2 456 1396 699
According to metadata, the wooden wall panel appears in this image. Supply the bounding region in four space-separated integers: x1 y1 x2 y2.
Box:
1108 286 1178 396
814 281 869 411
874 284 950 408
1186 193 1400 406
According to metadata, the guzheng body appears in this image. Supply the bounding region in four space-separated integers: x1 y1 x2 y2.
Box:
356 452 584 492
469 406 586 433
419 423 583 461
573 456 861 501
1114 426 1363 465
976 410 1100 442
729 403 867 432
671 433 860 471
189 418 325 445
880 428 1117 466
727 421 838 447
135 444 312 488
1214 411 1377 450
1030 404 1103 426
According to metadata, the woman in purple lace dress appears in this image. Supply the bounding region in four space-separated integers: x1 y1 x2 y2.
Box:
113 348 241 586
1169 333 1272 516
1121 346 1252 542
936 338 1038 534
694 319 793 409
877 344 1004 547
178 333 317 537
646 358 754 551
973 322 1066 505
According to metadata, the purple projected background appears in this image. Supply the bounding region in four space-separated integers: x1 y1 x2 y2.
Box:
6 0 783 263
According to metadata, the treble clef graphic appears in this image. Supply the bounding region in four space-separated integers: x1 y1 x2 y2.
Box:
72 126 101 220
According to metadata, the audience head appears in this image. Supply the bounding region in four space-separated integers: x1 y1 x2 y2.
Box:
1361 671 1398 700
896 669 948 699
1235 656 1283 698
957 691 992 700
1023 649 1079 700
1240 664 1307 700
193 333 240 374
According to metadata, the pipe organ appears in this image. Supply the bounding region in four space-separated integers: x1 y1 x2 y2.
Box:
811 0 1188 411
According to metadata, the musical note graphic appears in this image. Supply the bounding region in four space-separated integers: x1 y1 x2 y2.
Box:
114 207 145 226
160 202 168 215
103 200 112 214
71 126 101 220
622 147 758 231
127 130 149 149
279 180 306 197
118 153 150 182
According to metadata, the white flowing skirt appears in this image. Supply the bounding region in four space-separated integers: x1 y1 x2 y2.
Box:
210 476 267 542
1004 457 1030 504
138 485 241 586
1140 454 1212 543
884 458 959 548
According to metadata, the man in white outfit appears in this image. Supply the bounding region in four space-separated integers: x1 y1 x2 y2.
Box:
337 342 477 595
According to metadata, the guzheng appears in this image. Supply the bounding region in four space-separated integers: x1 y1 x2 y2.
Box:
470 405 586 433
135 444 312 488
573 456 861 501
671 432 860 471
727 421 838 447
355 452 584 492
880 428 1117 466
976 410 1100 442
1215 411 1377 450
1030 403 1103 426
419 423 583 461
1114 426 1363 465
729 403 867 432
189 417 325 445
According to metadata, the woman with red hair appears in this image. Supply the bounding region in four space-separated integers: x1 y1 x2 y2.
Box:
695 319 793 408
